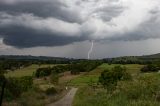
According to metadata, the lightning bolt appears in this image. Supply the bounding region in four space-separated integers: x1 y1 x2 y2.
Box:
87 40 94 59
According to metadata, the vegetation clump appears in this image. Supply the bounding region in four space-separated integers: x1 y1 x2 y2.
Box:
99 66 131 90
140 64 160 72
70 60 102 75
45 87 57 95
50 71 59 84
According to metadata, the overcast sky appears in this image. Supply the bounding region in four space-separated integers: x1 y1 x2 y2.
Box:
0 0 160 59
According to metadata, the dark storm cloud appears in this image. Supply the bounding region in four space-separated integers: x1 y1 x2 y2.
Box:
0 25 86 48
0 0 82 23
0 0 160 49
0 0 92 48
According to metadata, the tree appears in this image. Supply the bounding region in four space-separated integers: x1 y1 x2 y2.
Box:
99 66 131 90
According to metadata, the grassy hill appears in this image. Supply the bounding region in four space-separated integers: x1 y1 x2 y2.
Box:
72 64 160 106
139 53 160 59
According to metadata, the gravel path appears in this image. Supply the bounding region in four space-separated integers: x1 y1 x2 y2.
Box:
47 88 78 106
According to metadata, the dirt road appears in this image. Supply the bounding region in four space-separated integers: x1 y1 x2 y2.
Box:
47 88 78 106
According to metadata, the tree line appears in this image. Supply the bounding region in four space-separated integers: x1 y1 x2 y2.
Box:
34 60 103 78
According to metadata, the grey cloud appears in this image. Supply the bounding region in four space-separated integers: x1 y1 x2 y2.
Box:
0 0 160 49
103 13 160 42
0 0 82 23
94 5 124 21
0 25 86 48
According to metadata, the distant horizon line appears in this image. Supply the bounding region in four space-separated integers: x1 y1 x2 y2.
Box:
0 52 160 59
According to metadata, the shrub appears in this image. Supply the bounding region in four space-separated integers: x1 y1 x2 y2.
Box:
0 74 5 85
19 90 45 106
4 88 14 101
35 67 52 78
45 87 57 95
5 76 33 98
99 66 131 90
50 72 59 84
141 64 159 72
70 61 102 75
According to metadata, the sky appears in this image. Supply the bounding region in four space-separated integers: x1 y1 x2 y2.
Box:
0 0 160 59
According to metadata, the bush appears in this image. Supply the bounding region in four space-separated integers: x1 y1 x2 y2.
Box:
45 87 57 95
99 66 131 90
141 64 159 72
70 60 102 75
50 72 59 84
35 67 52 78
35 65 70 78
4 88 14 101
5 76 33 98
0 74 5 85
19 89 45 106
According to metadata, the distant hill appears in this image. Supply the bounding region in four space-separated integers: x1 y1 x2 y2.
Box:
0 55 72 61
138 53 160 59
105 53 160 60
1 53 160 61
103 53 160 64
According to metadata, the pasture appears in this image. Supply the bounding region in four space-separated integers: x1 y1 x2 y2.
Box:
3 63 160 106
69 63 143 86
72 63 160 106
5 64 55 77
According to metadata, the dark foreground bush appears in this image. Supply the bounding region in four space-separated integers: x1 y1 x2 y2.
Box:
45 87 57 95
99 66 131 90
141 64 159 72
4 76 33 100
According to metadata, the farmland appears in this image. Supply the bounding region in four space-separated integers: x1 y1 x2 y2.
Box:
1 59 160 106
72 64 160 106
1 60 102 106
69 64 144 86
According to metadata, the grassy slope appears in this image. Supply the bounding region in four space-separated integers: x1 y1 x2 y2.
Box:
72 64 160 106
3 64 70 106
69 64 143 86
5 64 55 78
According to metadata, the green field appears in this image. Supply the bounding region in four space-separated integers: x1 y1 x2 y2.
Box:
5 64 55 78
4 63 160 106
3 64 69 106
69 75 99 86
69 64 143 86
72 64 160 106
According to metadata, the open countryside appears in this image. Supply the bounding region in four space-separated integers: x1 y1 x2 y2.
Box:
0 54 160 106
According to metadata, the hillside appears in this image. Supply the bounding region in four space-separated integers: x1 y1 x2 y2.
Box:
139 53 160 59
0 55 71 61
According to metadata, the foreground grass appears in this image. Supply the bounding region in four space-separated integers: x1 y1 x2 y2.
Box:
73 64 160 106
73 73 160 106
5 64 56 78
3 64 71 106
4 72 70 106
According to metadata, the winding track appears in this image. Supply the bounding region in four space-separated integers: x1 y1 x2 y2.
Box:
47 88 78 106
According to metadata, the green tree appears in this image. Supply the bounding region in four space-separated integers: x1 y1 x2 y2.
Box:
99 66 131 90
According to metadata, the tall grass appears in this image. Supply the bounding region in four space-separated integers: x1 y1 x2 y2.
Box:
73 72 160 106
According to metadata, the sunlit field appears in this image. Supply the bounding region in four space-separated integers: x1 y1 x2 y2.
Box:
5 64 56 78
